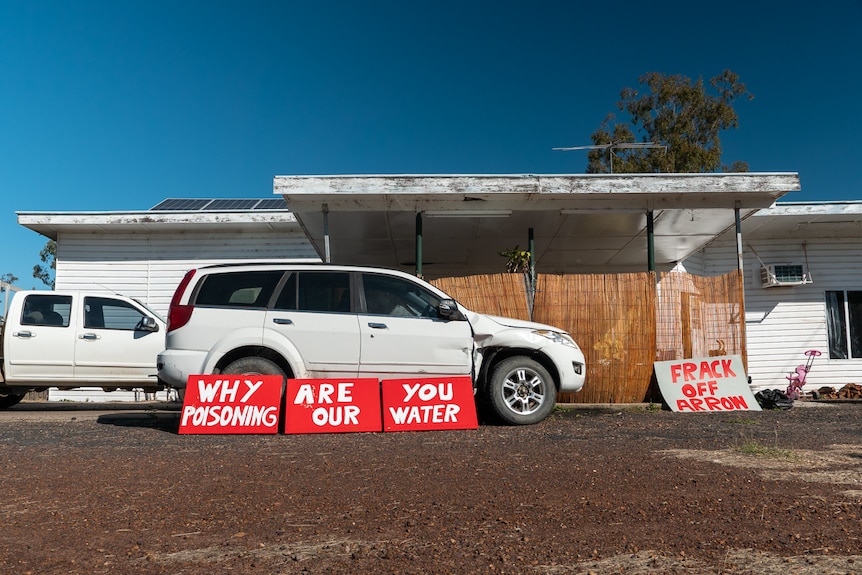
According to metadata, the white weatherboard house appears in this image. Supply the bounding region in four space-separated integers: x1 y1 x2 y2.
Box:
686 201 862 392
17 173 862 401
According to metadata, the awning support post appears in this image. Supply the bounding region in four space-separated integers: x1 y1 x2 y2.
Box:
735 202 749 373
528 226 536 303
415 212 423 278
735 203 744 273
647 210 655 272
322 203 331 263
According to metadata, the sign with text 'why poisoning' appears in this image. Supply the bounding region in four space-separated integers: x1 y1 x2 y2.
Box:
179 375 283 434
654 355 760 412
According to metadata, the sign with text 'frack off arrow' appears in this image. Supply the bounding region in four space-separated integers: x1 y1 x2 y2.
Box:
654 355 760 412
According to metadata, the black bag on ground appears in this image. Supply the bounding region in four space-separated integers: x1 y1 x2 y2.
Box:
754 389 794 410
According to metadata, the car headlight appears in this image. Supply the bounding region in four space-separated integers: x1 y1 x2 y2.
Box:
532 329 578 349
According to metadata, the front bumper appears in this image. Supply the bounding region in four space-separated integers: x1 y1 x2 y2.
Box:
543 344 586 393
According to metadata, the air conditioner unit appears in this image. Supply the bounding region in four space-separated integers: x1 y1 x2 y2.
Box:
760 264 809 288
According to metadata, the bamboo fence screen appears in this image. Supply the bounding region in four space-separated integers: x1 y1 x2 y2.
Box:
430 274 531 321
431 270 745 404
534 273 657 403
656 270 747 366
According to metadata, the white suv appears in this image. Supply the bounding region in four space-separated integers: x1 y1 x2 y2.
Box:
157 264 585 425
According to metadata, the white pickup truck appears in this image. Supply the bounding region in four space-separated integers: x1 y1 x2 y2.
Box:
0 290 167 407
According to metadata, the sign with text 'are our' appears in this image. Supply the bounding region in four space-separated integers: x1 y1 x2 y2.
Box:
284 378 382 434
179 375 283 434
382 376 478 431
654 355 760 413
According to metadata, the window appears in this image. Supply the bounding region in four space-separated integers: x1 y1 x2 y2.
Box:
195 271 284 308
362 273 441 318
20 294 71 327
825 290 862 359
274 272 351 313
84 297 147 330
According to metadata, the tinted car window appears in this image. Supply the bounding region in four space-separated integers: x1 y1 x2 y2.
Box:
195 271 284 308
84 297 147 330
274 272 350 313
21 294 72 327
362 273 441 318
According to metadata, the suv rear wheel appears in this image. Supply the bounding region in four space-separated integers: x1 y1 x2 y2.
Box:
487 357 555 425
221 357 285 378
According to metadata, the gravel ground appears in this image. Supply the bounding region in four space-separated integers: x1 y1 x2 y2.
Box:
1 400 860 575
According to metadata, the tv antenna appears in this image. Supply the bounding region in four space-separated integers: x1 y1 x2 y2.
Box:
553 142 667 173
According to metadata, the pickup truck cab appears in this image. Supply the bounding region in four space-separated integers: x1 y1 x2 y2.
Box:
157 264 586 425
0 290 167 407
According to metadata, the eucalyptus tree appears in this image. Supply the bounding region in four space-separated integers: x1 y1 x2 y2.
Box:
587 70 752 174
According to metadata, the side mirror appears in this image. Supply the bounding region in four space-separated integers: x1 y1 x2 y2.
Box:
139 316 160 333
437 299 466 321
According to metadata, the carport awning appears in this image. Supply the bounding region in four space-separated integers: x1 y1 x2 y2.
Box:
274 173 801 276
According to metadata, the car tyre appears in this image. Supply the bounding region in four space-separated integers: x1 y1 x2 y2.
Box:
0 393 25 409
487 356 556 425
221 357 286 378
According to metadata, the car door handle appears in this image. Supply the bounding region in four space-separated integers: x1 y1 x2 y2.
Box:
79 333 101 340
272 318 294 325
368 322 388 329
13 331 34 338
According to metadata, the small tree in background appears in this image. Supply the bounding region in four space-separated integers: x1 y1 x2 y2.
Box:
0 273 18 286
33 240 56 288
587 70 752 174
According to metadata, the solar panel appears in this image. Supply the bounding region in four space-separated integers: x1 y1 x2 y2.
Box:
254 198 289 210
150 198 213 211
149 198 290 212
203 199 260 211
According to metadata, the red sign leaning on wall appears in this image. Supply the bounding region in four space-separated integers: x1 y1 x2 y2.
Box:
284 378 383 434
179 374 283 434
382 376 478 432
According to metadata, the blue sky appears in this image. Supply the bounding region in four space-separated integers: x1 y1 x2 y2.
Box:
1 1 860 289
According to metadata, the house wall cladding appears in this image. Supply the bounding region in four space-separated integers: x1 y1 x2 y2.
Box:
54 230 319 315
702 237 862 391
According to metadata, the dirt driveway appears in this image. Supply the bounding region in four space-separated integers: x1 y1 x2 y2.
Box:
1 400 860 574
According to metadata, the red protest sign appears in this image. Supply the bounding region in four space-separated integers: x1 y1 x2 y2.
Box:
284 378 382 434
654 355 760 413
179 375 283 434
382 376 478 432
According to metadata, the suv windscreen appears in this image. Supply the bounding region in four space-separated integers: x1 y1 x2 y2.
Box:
194 271 284 308
274 271 351 313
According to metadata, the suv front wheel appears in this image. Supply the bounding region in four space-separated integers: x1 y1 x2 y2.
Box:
487 357 556 425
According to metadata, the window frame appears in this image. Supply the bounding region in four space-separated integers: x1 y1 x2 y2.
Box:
825 290 862 359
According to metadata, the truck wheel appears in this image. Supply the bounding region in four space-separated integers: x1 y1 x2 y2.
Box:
487 357 556 425
221 357 285 378
0 393 25 409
